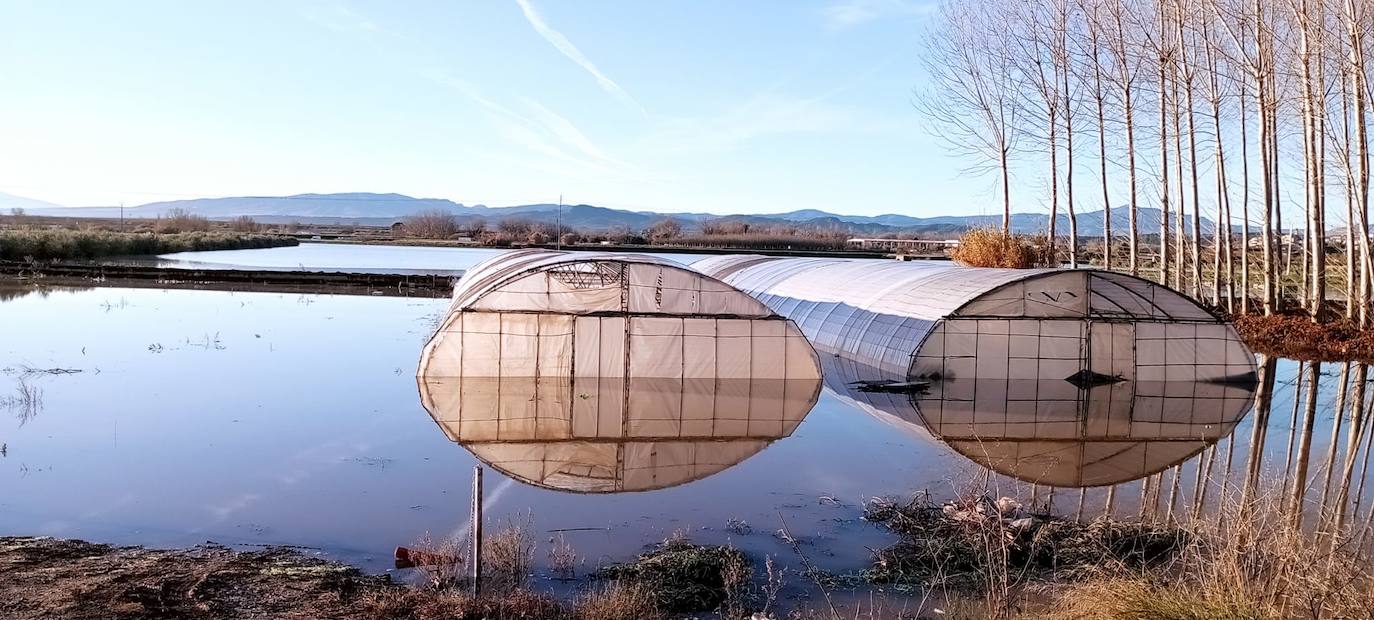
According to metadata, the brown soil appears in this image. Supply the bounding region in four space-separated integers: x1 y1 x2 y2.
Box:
0 536 391 619
1230 312 1374 363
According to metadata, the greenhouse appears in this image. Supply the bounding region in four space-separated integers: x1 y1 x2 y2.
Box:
693 256 1257 385
416 250 822 492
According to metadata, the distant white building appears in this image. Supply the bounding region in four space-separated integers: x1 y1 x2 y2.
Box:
846 238 959 253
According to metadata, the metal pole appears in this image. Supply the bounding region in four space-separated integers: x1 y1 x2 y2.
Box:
470 465 483 596
556 194 563 250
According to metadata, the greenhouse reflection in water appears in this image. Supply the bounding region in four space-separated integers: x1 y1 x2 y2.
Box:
821 354 1259 489
419 376 821 492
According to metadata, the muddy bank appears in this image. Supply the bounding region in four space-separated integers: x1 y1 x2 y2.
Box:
0 261 454 297
0 536 738 620
0 536 391 619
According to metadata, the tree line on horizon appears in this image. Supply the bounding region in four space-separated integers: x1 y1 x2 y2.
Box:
923 0 1374 323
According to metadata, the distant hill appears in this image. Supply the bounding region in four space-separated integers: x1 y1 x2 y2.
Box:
0 191 66 211
20 191 1214 236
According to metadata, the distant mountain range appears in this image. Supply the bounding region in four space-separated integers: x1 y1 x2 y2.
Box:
4 191 1214 237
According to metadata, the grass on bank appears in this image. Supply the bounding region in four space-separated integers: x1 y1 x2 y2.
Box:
10 485 1374 620
857 490 1374 619
0 228 297 261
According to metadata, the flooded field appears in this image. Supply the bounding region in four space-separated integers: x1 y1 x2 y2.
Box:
4 248 1374 602
155 242 704 276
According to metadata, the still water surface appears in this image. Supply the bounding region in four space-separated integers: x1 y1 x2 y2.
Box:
2 246 1371 590
156 242 705 276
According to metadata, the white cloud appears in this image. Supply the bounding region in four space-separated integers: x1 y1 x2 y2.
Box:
513 0 645 115
647 92 913 154
298 1 382 34
822 0 934 29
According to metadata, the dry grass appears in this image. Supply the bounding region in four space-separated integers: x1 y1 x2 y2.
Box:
1052 578 1266 619
571 584 663 620
484 514 536 593
860 487 1374 619
549 534 577 581
949 228 1045 269
361 588 569 620
0 229 296 261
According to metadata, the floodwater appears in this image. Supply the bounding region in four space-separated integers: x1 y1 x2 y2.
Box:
155 242 706 276
3 246 1373 597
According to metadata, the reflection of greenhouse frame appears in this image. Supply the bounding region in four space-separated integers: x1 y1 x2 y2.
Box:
693 256 1257 385
417 251 823 493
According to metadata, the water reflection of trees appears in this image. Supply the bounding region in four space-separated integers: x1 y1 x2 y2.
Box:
1083 356 1374 543
0 283 94 303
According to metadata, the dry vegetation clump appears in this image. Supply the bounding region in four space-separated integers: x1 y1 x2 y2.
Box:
228 215 261 232
483 514 537 593
154 208 211 233
594 535 752 613
1231 312 1374 363
0 229 297 261
360 588 570 620
570 583 665 620
862 494 1185 591
403 210 462 239
949 229 1045 268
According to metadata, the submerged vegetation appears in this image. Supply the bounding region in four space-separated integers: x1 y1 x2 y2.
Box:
0 229 297 261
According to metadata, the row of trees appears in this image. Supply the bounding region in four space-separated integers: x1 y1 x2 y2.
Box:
924 0 1374 323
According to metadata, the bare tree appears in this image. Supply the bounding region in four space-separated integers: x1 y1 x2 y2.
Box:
1016 0 1067 260
1051 0 1082 267
1104 0 1146 275
921 0 1024 235
1201 1 1236 309
1084 0 1115 269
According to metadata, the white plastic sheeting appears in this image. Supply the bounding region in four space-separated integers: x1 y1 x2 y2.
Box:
694 256 1256 384
421 251 820 382
417 251 823 492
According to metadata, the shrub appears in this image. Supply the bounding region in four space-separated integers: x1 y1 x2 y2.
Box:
154 208 211 233
404 210 459 239
646 218 682 241
949 228 1043 268
229 215 260 232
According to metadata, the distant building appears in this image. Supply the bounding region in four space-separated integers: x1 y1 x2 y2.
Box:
846 238 959 253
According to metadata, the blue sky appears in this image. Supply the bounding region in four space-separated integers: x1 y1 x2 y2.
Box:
0 0 1004 217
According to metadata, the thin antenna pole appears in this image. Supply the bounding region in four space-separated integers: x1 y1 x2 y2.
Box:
556 194 563 250
120 202 125 232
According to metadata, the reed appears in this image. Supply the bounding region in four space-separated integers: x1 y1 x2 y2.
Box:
0 229 297 261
